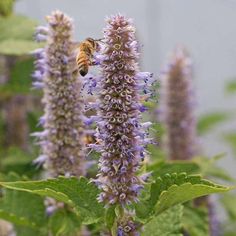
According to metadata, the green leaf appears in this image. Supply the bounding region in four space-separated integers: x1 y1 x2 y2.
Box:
0 14 37 42
147 160 200 179
197 112 230 135
142 205 183 236
183 204 209 236
0 57 34 95
0 14 41 55
135 173 232 221
0 147 40 177
0 39 43 55
15 226 46 236
105 206 116 229
0 176 104 224
0 175 46 232
49 209 81 236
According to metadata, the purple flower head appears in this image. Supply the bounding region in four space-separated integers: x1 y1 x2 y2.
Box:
159 47 198 160
93 14 152 207
116 213 141 236
32 10 86 177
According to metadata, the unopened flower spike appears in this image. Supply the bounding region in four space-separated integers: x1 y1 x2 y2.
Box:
32 10 86 177
160 47 197 160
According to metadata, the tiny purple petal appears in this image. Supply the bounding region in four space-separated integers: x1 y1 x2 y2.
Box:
32 81 44 89
83 115 99 126
33 155 47 167
35 34 47 42
35 26 49 35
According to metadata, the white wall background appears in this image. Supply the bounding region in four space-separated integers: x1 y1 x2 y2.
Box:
15 0 236 177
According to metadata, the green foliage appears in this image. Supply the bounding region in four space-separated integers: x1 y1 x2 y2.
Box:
49 209 81 236
0 14 40 55
135 173 231 222
147 144 166 161
0 39 42 56
182 204 209 236
194 154 235 183
0 176 104 225
0 57 34 95
0 112 5 147
147 160 200 179
225 79 236 94
220 193 236 221
0 174 47 234
223 133 236 157
0 147 39 177
14 226 45 236
0 14 36 41
197 112 230 135
0 0 14 17
224 231 236 236
104 206 116 229
150 122 164 138
27 110 43 133
142 205 183 236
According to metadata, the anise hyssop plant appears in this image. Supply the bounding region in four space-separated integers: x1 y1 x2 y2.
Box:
32 10 86 177
91 14 153 235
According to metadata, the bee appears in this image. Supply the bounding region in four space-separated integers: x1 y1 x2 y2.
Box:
83 133 96 145
76 37 101 76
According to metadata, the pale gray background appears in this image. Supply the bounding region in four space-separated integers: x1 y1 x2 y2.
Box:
15 0 236 179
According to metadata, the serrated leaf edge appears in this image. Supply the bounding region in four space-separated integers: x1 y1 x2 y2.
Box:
155 182 232 214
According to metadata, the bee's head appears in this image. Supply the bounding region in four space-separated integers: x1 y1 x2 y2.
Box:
86 38 96 48
86 38 101 51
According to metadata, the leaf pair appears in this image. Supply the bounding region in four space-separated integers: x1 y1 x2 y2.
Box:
0 173 233 235
135 172 232 222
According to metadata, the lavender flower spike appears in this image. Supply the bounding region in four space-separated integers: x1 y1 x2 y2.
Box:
33 11 86 177
95 14 151 210
160 47 197 160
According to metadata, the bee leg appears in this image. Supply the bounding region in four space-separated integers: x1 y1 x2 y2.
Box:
90 59 99 66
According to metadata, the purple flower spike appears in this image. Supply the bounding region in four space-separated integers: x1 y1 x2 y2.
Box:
32 11 86 177
160 47 197 160
117 213 141 236
95 14 152 208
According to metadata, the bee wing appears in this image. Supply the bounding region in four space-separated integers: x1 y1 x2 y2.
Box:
72 41 82 57
72 41 80 48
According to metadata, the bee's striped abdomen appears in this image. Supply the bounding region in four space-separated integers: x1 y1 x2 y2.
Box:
76 51 89 76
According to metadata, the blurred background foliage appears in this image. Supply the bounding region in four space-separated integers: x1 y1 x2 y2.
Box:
0 0 42 180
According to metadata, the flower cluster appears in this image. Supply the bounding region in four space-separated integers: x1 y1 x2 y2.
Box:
32 11 86 177
160 48 197 160
117 213 141 236
93 14 152 206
